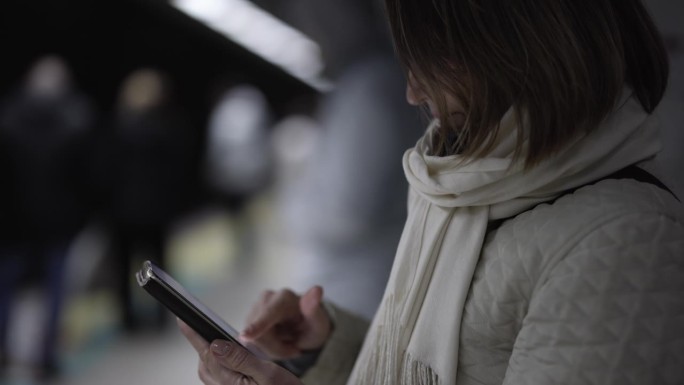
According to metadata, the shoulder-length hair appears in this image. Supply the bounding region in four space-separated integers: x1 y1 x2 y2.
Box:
385 0 669 166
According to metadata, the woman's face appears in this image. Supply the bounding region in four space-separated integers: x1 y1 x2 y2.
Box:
406 71 466 127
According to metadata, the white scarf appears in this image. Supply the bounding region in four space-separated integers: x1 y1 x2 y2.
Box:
347 91 662 384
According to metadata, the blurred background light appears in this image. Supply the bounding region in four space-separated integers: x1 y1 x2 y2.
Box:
172 0 332 91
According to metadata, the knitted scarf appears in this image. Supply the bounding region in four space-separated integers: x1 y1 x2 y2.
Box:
347 91 661 384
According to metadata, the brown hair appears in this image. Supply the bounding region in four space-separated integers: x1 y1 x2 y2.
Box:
385 0 669 166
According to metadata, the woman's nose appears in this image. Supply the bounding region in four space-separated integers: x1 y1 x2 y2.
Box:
406 71 427 106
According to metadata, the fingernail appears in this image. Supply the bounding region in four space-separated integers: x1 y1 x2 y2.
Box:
211 341 231 356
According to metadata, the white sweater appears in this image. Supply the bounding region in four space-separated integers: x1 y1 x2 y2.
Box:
302 177 684 385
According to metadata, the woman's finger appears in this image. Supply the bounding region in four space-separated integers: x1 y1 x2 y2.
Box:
204 349 253 385
240 323 302 359
208 340 290 383
198 359 222 385
210 340 261 374
296 286 331 350
242 290 277 335
299 286 323 319
242 289 299 339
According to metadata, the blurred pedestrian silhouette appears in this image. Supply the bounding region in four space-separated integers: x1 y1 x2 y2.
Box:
92 68 196 332
204 84 275 212
0 54 96 379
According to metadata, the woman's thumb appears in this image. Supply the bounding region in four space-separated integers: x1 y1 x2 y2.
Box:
299 286 323 318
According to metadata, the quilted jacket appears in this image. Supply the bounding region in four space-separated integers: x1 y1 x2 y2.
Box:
302 177 684 385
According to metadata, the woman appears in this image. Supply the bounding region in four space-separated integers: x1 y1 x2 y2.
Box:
179 0 684 384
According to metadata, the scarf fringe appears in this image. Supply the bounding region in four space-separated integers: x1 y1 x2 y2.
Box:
359 295 400 385
358 296 440 385
404 353 441 385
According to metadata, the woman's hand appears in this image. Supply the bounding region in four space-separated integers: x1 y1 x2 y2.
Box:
240 286 332 360
179 320 303 385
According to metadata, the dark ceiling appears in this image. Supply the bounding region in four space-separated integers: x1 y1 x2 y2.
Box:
0 0 321 121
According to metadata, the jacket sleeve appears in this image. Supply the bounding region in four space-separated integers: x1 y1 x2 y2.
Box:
301 302 370 385
502 211 684 385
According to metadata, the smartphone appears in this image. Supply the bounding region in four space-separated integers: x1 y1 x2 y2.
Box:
136 260 300 374
135 260 247 344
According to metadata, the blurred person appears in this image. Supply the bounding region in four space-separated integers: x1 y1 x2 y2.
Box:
204 84 275 211
179 1 684 384
93 68 197 332
0 54 96 379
